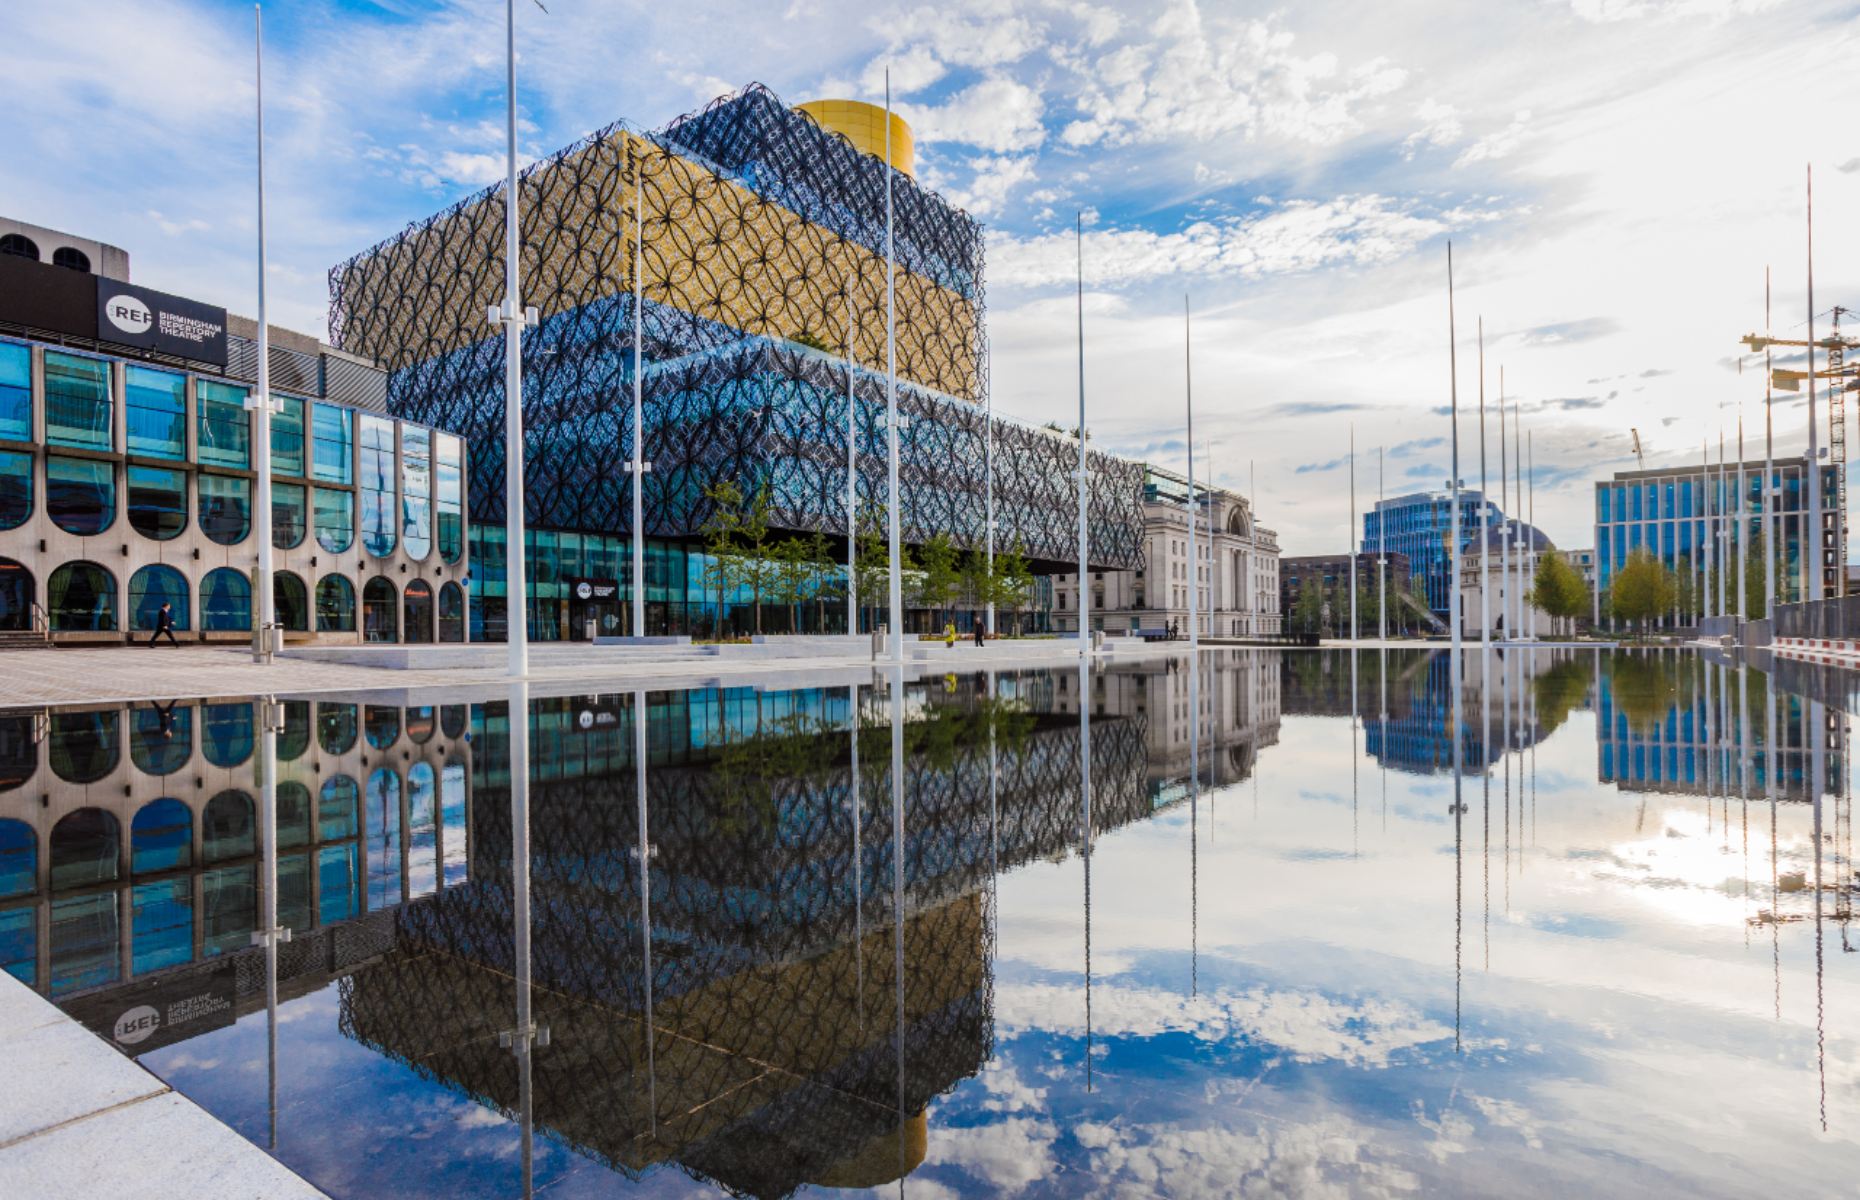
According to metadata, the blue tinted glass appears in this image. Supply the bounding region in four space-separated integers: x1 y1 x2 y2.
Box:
0 448 30 530
312 403 353 484
196 380 250 468
124 366 186 459
0 342 28 442
43 352 111 450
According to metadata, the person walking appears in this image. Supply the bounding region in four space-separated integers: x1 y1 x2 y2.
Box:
148 602 179 648
973 621 985 649
943 620 957 649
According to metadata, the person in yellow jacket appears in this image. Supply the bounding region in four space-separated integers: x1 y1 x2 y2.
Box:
944 621 957 648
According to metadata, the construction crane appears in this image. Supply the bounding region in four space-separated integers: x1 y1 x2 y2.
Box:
1742 326 1860 596
1630 428 1646 471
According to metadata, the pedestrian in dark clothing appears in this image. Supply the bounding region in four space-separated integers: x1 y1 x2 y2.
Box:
974 622 986 648
152 699 178 738
148 602 179 647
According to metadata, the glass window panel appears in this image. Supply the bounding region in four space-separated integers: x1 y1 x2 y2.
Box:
131 879 194 975
202 789 255 860
278 700 311 763
0 342 29 442
131 702 193 776
195 380 251 469
44 351 112 451
440 762 467 886
50 893 118 996
402 425 431 560
363 577 397 642
131 799 192 875
359 416 396 556
317 845 359 925
46 456 115 535
406 761 436 899
317 704 358 755
364 768 402 910
126 465 187 540
0 449 31 530
311 403 353 484
0 819 37 900
128 564 190 631
51 807 120 881
319 775 359 838
201 865 255 957
275 572 309 632
201 704 254 768
198 474 250 546
0 907 33 987
124 366 186 459
272 481 306 550
436 434 463 563
271 395 304 476
314 487 353 553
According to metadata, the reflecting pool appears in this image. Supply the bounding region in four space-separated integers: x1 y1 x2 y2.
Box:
4 647 1857 1196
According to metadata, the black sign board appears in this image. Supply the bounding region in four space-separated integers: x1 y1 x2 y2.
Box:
95 279 228 366
0 254 98 340
63 963 238 1057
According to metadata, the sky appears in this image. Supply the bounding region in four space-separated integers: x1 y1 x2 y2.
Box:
6 0 1860 556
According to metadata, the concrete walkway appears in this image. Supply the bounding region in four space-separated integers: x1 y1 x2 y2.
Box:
0 975 323 1199
0 637 1198 707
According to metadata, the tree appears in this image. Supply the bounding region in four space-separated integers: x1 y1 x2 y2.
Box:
852 507 915 635
1607 549 1676 635
914 532 962 625
1672 554 1696 626
701 480 778 634
1292 582 1323 635
1529 552 1589 635
769 534 831 632
992 542 1034 636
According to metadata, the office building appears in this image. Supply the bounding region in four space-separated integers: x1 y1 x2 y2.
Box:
1363 486 1498 618
1594 457 1834 623
1280 551 1421 635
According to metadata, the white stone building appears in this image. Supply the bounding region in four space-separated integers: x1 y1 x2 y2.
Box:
1052 467 1280 638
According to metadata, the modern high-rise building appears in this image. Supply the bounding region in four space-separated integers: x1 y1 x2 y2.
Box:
1362 487 1502 618
331 84 1145 641
1593 456 1834 621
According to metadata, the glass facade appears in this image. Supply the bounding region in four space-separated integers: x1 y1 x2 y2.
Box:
314 487 353 553
312 403 353 484
0 450 31 530
272 396 305 477
0 342 28 443
1363 489 1500 617
401 425 431 560
1593 459 1832 618
359 416 395 557
273 483 307 550
196 381 251 469
45 457 115 536
43 352 111 451
125 466 186 540
199 474 251 546
124 367 186 459
436 434 463 563
128 564 190 631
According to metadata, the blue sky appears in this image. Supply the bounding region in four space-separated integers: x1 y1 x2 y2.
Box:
7 0 1860 554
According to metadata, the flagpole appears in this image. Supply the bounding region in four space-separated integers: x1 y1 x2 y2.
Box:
251 4 274 664
1499 367 1508 641
1349 423 1357 645
884 69 904 663
499 0 530 676
846 291 858 635
1378 446 1386 642
1806 164 1822 604
1528 430 1537 641
985 342 996 637
1076 212 1089 656
1185 294 1198 650
1764 267 1776 616
1478 319 1489 649
631 157 646 639
1448 243 1462 663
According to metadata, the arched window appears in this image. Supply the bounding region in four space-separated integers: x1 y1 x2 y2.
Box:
198 474 251 545
0 819 36 899
49 710 119 783
404 707 436 744
128 564 189 633
200 567 251 632
0 234 40 261
401 427 432 560
316 574 356 633
436 434 464 563
50 809 120 888
274 572 308 632
45 457 115 535
52 246 90 272
403 579 434 643
48 561 116 633
317 702 358 755
44 352 111 450
440 705 468 741
277 701 310 762
359 416 397 557
278 781 312 849
363 706 400 750
0 558 34 631
200 703 254 768
438 582 465 643
440 761 467 886
130 701 192 776
201 790 255 862
363 576 397 643
0 450 31 530
318 775 359 839
131 798 192 874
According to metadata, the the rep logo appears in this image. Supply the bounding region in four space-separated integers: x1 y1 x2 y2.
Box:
113 1004 162 1046
104 294 153 335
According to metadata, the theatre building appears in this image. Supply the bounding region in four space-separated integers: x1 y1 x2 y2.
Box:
0 218 469 646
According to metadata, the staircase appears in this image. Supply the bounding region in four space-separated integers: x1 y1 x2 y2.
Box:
0 604 49 650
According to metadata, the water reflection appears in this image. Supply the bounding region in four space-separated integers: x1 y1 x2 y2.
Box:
1 647 1856 1196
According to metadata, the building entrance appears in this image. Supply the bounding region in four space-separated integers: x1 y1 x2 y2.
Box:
567 577 621 641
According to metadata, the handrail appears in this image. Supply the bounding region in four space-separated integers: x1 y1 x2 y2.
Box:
30 600 47 636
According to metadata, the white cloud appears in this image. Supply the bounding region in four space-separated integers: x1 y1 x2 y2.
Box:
860 45 947 96
1402 98 1463 159
989 195 1507 289
942 155 1040 217
886 8 1045 69
1569 0 1782 21
905 77 1047 153
1455 111 1532 168
924 1116 1061 1193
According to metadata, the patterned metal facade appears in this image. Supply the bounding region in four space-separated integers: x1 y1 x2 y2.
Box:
328 83 1143 573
